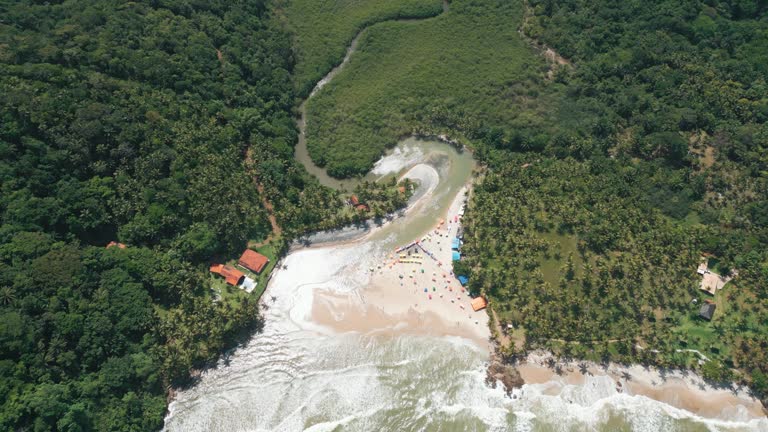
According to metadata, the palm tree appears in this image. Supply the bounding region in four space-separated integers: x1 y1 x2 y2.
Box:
0 286 16 306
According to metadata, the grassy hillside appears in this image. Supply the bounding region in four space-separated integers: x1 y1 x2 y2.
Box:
279 0 444 97
303 0 552 177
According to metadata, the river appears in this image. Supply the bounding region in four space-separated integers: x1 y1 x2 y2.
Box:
163 5 767 431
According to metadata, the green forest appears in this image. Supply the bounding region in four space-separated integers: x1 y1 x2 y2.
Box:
278 0 444 97
0 0 294 429
461 0 768 397
292 0 768 400
2 0 768 429
0 0 417 428
302 0 550 177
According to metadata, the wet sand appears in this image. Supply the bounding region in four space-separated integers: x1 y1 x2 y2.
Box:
277 139 765 424
517 351 766 420
311 185 491 349
302 178 766 422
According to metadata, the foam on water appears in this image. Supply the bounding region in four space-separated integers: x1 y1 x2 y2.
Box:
371 143 425 176
164 140 766 432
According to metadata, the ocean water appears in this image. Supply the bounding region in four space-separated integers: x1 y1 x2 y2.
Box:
164 141 766 432
163 322 766 431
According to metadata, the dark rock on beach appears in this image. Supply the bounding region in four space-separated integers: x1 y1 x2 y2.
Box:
486 358 524 396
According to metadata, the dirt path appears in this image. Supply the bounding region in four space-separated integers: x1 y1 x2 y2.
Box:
245 148 282 245
491 307 511 348
518 0 571 79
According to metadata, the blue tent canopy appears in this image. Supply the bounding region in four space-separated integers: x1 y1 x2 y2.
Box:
451 237 461 250
452 251 461 261
458 275 469 286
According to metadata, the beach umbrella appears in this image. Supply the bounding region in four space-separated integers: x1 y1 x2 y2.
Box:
429 295 432 300
424 288 428 293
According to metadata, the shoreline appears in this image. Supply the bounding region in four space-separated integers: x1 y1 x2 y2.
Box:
264 163 767 422
270 135 766 425
307 181 493 350
288 139 462 253
505 350 767 421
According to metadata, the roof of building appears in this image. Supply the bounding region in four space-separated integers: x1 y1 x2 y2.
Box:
241 276 257 294
697 262 708 275
699 303 716 320
106 241 127 249
398 186 406 193
238 249 269 274
451 238 461 249
350 195 360 205
210 264 244 286
471 296 487 311
452 251 461 261
458 275 469 286
355 204 369 212
700 272 729 295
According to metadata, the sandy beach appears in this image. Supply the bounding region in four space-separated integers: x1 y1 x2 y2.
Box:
311 185 492 349
258 141 767 427
516 351 766 421
298 176 766 423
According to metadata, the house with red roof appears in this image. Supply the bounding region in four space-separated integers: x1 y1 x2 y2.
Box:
238 249 270 274
210 264 245 286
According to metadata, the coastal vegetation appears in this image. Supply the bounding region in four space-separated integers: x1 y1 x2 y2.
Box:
0 0 419 427
461 0 768 398
1 0 767 428
0 0 296 428
294 0 768 399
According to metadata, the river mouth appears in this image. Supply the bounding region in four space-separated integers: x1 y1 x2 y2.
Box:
165 2 768 429
164 138 497 431
295 137 473 247
164 136 768 431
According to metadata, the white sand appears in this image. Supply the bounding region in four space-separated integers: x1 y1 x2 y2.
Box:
267 158 766 423
310 185 491 349
517 351 767 420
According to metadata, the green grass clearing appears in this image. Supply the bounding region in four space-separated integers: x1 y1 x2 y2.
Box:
538 231 582 287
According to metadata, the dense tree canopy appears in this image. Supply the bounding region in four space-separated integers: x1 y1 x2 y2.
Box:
0 0 420 428
0 0 301 429
463 0 768 397
2 0 768 428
